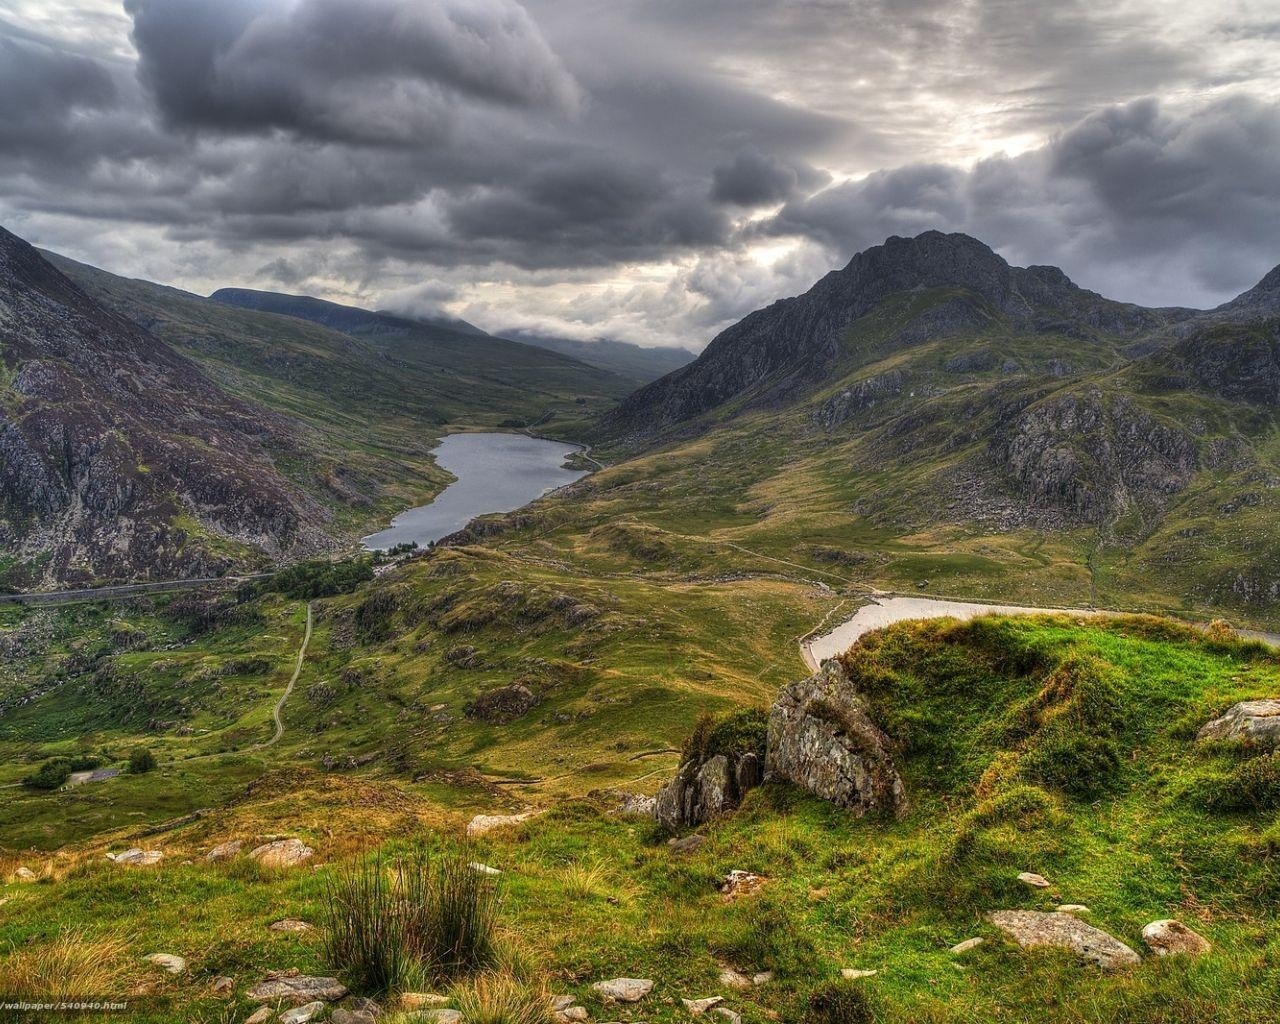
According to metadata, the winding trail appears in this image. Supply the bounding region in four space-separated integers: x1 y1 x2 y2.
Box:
256 601 313 749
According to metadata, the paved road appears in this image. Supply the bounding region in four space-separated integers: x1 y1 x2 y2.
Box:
0 574 269 607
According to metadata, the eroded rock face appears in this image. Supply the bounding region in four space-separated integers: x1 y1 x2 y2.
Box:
765 662 907 817
654 752 760 831
1197 700 1280 746
987 910 1140 969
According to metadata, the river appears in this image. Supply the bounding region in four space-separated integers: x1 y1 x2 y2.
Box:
361 432 588 550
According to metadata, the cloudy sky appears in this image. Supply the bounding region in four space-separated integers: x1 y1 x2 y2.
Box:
2 1 1279 349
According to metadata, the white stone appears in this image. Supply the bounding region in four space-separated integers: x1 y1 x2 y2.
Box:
840 969 878 980
468 862 502 876
1142 919 1211 956
466 812 539 837
248 838 313 868
717 969 750 989
987 910 1140 969
592 978 653 1002
1017 872 1051 888
279 1003 326 1024
1056 905 1090 915
949 938 984 954
682 996 725 1013
144 953 187 974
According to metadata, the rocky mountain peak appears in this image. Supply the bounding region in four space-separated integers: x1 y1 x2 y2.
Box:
1221 262 1280 317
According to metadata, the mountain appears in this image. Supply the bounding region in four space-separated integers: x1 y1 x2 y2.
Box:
498 328 694 384
0 227 332 588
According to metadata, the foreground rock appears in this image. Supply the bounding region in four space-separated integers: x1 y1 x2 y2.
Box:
332 1011 376 1024
108 848 163 866
249 839 314 868
269 919 312 933
244 1009 273 1024
144 953 186 974
719 870 766 900
279 1003 325 1024
206 840 244 862
1142 919 1211 956
466 812 538 837
1017 872 1051 889
950 938 984 954
13 866 37 882
654 750 762 831
766 662 907 817
1197 700 1280 746
592 977 654 1002
987 910 1140 969
246 970 347 1005
683 996 725 1013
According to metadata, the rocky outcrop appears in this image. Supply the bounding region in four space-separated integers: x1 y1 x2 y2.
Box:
765 661 907 817
465 683 539 724
986 910 1140 969
1196 700 1280 746
814 370 907 429
654 752 762 831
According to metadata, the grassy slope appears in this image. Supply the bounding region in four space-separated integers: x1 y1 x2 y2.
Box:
2 616 1278 1022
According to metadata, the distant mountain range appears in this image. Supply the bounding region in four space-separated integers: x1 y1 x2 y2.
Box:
498 329 694 384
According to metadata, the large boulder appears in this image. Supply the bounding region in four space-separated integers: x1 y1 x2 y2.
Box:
987 910 1140 969
1197 699 1280 746
765 662 907 817
655 753 756 831
1142 919 1211 956
246 970 347 1005
249 839 314 868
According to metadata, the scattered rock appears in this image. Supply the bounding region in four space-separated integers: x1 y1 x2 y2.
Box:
766 661 907 817
987 910 1140 969
466 812 538 837
615 793 657 817
667 834 706 855
248 839 314 868
279 1003 326 1024
717 969 751 990
950 938 984 954
269 919 313 933
401 993 450 1010
1056 905 1090 916
712 1008 742 1024
592 978 654 1002
108 848 163 866
144 953 187 974
211 976 234 994
13 866 37 882
342 996 383 1015
682 996 725 1013
718 870 766 900
1197 700 1280 746
1142 919 1211 957
332 1011 376 1024
555 1008 588 1023
1017 872 1051 889
244 1009 273 1024
655 753 754 831
840 969 878 980
550 995 576 1013
465 683 540 724
751 971 773 985
246 970 347 1005
468 862 502 876
206 840 244 862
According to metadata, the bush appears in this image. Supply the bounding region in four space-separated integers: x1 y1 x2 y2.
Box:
21 756 100 791
798 980 879 1024
128 748 157 774
265 558 375 600
681 707 768 766
323 844 498 994
1198 752 1280 812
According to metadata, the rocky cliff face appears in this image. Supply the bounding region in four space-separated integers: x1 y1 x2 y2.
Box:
605 231 1183 441
0 226 332 586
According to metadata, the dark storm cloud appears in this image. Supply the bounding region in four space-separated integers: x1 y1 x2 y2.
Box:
126 0 580 143
711 150 830 207
0 27 116 149
761 96 1280 307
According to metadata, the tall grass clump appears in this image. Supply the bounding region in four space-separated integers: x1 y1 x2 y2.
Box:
323 844 498 994
1 929 133 1001
452 971 553 1024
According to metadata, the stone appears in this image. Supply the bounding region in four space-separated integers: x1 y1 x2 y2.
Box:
592 978 653 1002
615 793 657 817
717 969 751 989
144 953 187 974
949 938 984 954
248 839 314 868
421 1011 463 1024
987 910 1140 969
765 662 907 817
211 976 234 994
244 1010 273 1024
1056 905 1090 916
668 834 706 855
206 840 244 862
550 996 576 1013
108 848 163 866
1017 872 1051 889
1197 700 1280 746
342 997 383 1015
246 971 347 1005
468 862 502 876
269 919 313 932
279 1003 326 1024
718 870 766 900
401 993 450 1010
1142 919 1211 957
466 811 539 837
682 996 724 1013
555 1008 588 1023
712 1008 742 1024
840 969 878 980
13 866 37 882
751 971 773 985
332 1011 376 1024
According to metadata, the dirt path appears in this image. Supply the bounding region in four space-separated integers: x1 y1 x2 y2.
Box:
256 601 313 749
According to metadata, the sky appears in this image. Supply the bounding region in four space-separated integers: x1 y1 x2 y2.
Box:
2 0 1279 350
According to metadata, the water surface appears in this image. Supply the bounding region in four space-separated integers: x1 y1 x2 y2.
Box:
362 432 587 550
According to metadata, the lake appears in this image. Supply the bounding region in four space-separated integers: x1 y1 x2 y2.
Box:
361 432 589 550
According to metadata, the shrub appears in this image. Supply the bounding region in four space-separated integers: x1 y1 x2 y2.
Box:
452 971 552 1024
128 748 156 774
0 928 132 1001
21 756 100 791
323 844 498 994
354 588 399 643
265 558 374 600
681 707 768 766
798 980 879 1024
1197 752 1280 812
